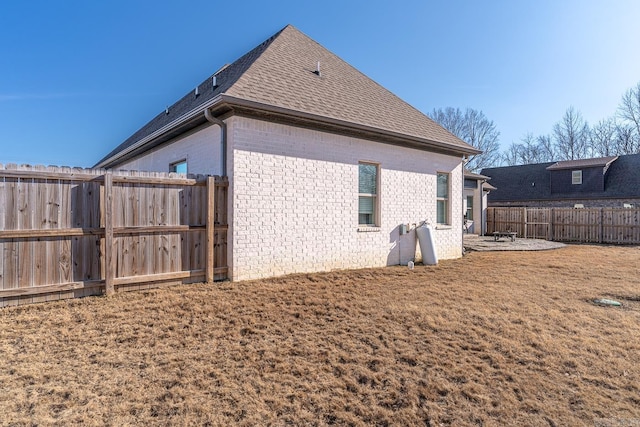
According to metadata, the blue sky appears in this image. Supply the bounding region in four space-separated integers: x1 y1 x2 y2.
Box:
1 0 639 167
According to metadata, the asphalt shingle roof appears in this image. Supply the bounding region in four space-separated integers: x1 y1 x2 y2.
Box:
481 153 640 202
97 25 475 167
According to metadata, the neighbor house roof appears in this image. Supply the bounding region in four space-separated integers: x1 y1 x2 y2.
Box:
481 153 640 202
464 170 490 181
482 182 497 192
545 156 618 170
96 25 478 168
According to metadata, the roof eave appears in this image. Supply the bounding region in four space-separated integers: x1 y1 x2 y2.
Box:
95 95 225 168
220 95 480 156
464 171 490 180
97 93 480 169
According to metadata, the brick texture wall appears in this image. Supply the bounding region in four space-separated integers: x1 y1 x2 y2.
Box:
227 116 463 281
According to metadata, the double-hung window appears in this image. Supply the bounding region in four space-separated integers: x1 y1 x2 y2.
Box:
358 162 378 226
437 173 449 224
572 170 582 185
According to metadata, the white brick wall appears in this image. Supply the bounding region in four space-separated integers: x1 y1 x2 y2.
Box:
228 116 464 281
116 123 223 175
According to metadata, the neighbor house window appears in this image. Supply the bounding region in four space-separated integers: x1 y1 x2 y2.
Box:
358 162 379 226
466 196 474 221
437 173 449 224
170 160 187 174
464 178 477 189
572 170 582 185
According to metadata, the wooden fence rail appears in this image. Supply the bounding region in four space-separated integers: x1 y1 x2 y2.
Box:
487 207 640 244
0 164 228 307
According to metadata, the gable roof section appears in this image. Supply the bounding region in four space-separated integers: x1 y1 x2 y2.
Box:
545 156 618 171
482 154 640 202
96 25 477 168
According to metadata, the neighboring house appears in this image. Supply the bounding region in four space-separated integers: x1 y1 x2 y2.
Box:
463 171 495 235
481 154 640 208
96 25 479 281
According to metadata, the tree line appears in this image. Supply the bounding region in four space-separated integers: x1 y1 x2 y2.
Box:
429 81 640 171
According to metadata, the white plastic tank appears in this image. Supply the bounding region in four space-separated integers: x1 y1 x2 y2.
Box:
416 223 438 265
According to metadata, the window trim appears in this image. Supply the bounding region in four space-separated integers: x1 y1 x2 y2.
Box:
572 170 582 185
358 162 380 227
169 159 187 174
466 195 474 221
436 172 450 225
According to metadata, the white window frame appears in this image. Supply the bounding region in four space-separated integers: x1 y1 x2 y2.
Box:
437 172 450 225
572 170 582 185
358 162 380 227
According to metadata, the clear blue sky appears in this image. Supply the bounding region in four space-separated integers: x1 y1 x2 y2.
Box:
1 0 639 167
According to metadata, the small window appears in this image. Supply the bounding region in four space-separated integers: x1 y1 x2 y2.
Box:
466 196 474 221
464 178 477 189
358 162 379 226
437 173 449 224
572 170 582 185
170 160 187 174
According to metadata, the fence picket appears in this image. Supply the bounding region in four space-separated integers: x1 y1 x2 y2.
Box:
0 165 227 306
487 207 640 244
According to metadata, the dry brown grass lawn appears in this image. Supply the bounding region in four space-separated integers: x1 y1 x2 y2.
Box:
1 245 639 426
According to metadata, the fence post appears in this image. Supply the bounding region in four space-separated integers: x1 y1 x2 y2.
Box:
206 176 216 283
548 208 554 241
104 171 115 295
599 208 603 244
522 207 527 238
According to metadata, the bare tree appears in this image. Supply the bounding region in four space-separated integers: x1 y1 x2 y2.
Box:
553 106 590 160
536 134 555 161
501 133 555 166
589 118 618 157
429 107 466 138
616 82 640 153
615 122 638 154
501 142 523 166
430 107 501 172
618 82 640 139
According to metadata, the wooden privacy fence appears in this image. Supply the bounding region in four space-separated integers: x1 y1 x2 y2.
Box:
0 164 228 307
487 207 640 244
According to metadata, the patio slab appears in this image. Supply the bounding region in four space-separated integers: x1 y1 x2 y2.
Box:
463 234 566 252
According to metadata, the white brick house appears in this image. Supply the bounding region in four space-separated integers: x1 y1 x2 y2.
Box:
96 25 479 281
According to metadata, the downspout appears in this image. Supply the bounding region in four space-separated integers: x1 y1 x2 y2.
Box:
204 108 227 176
462 156 467 255
480 179 486 236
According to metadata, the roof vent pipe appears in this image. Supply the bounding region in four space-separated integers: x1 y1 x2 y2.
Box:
195 86 199 97
314 61 321 77
204 108 227 176
212 75 218 88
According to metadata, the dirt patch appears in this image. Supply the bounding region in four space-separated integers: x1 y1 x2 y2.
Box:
1 245 640 426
